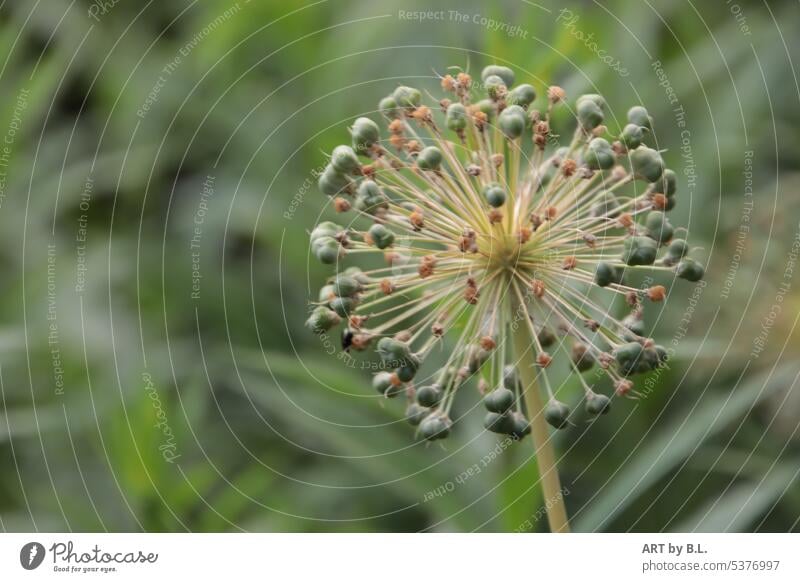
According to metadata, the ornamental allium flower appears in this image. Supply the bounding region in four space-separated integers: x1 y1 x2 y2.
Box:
307 65 704 443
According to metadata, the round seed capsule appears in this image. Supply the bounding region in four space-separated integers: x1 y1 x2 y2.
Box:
622 236 658 266
510 412 531 439
620 123 644 149
538 326 557 348
351 117 380 155
571 343 595 372
419 415 451 441
396 363 418 383
577 94 606 109
627 105 652 129
392 85 422 110
483 387 515 414
475 99 495 119
355 180 387 215
665 238 690 263
645 211 674 244
329 296 356 317
483 74 506 99
595 262 624 287
331 275 362 297
405 403 430 426
376 337 410 365
507 83 537 107
330 145 361 175
416 384 443 408
502 365 520 391
622 313 646 339
614 342 647 375
585 393 612 415
652 168 677 196
379 95 401 119
372 371 401 397
305 306 341 334
498 105 527 139
630 146 664 183
544 400 571 429
481 65 515 87
676 258 705 282
577 98 604 130
311 221 343 243
584 137 615 170
483 412 515 434
446 102 468 131
318 284 335 303
483 183 507 208
416 146 443 171
591 191 620 218
318 164 350 196
368 223 395 249
313 236 341 264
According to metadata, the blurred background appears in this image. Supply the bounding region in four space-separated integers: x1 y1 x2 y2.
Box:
0 0 798 532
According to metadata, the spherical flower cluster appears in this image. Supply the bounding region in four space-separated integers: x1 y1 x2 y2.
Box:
307 65 704 442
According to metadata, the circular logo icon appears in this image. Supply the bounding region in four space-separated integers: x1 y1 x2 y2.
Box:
19 542 45 570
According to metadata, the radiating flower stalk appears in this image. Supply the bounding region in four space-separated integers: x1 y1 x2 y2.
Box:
306 65 704 532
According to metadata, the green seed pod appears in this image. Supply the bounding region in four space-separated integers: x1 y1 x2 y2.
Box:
614 342 649 375
355 179 387 215
507 83 537 107
630 146 664 183
571 343 595 372
483 183 507 208
651 168 677 196
585 393 611 415
416 146 443 171
396 363 418 383
483 387 515 414
416 384 443 408
329 296 356 317
676 258 705 282
577 94 606 109
376 337 410 365
627 105 652 129
483 74 506 99
330 145 361 175
331 274 362 297
405 403 430 426
510 412 532 439
498 105 527 139
318 284 335 303
584 137 615 170
351 117 380 155
664 238 690 265
538 326 557 348
577 99 604 130
311 221 343 243
655 345 669 367
343 266 370 284
591 191 621 218
379 95 401 119
318 164 350 196
373 372 402 397
313 236 341 264
484 412 515 434
481 65 515 87
467 346 490 374
544 400 571 429
595 262 625 287
368 223 395 249
622 313 646 339
419 415 451 441
476 99 496 119
502 365 521 391
622 236 658 266
305 306 341 334
620 123 644 149
645 211 674 244
392 86 421 110
446 102 468 131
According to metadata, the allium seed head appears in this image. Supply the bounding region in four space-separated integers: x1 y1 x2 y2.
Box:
309 64 703 442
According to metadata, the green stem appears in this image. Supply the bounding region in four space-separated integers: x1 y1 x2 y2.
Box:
511 319 571 533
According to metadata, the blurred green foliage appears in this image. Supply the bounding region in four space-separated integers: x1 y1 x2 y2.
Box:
0 0 798 532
